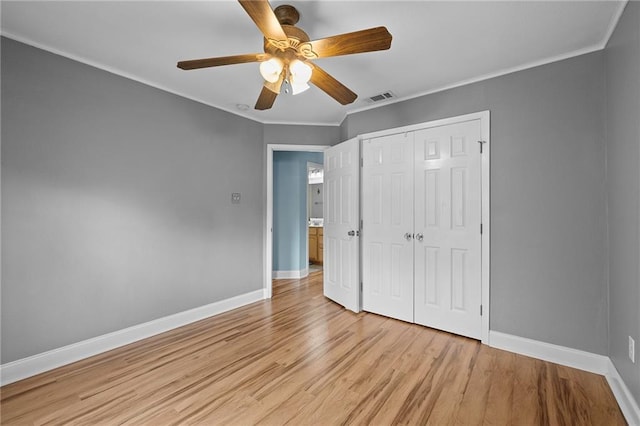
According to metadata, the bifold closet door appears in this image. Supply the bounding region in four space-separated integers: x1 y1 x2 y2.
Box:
362 133 415 323
323 138 360 313
413 120 482 339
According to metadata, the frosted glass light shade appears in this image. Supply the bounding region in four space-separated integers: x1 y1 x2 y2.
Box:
259 58 283 83
289 59 312 84
291 81 310 95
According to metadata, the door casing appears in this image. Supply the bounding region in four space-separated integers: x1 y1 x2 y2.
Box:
264 144 330 299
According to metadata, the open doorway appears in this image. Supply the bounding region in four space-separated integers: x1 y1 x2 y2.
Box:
307 162 324 273
264 144 329 298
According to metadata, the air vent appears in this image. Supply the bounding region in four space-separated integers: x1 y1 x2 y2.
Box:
365 91 396 104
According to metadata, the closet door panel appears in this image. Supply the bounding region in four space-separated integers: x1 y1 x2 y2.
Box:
324 138 360 313
362 133 414 323
414 120 482 339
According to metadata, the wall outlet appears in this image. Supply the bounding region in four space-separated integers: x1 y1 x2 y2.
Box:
630 336 636 363
231 193 241 204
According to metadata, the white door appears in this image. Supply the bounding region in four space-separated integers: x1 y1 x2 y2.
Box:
361 133 415 323
323 138 360 313
413 119 482 339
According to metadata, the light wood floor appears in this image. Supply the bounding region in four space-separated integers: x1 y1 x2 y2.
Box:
1 272 625 425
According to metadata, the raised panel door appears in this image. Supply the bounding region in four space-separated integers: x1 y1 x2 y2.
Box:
323 138 360 312
362 133 415 323
413 119 482 339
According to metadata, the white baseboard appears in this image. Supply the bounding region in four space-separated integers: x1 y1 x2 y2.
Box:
490 331 639 425
606 360 640 426
0 289 265 386
489 331 610 374
3 313 637 425
272 268 308 279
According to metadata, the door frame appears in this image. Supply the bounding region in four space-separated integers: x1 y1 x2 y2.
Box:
264 144 330 299
359 111 491 344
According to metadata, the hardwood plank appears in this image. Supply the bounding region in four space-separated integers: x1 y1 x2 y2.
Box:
483 348 516 425
0 272 626 425
512 354 544 425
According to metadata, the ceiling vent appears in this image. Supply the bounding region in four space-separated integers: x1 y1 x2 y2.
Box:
365 91 396 104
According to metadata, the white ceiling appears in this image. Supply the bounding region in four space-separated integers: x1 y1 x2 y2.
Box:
1 1 626 125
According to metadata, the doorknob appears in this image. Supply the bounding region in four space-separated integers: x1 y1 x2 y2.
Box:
415 233 424 242
404 232 413 241
348 230 356 236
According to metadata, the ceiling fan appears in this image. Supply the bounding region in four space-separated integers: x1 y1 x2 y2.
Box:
177 0 392 110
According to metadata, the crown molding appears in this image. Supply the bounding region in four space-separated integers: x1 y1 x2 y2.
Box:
3 0 628 128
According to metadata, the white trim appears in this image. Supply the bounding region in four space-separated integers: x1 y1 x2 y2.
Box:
0 289 264 386
358 111 491 344
606 359 640 426
489 331 610 375
346 46 599 118
1 28 611 128
359 111 489 141
0 32 339 127
272 268 309 279
489 331 640 425
345 38 623 119
479 111 491 345
0 32 268 125
347 0 628 119
4 0 628 130
265 144 330 300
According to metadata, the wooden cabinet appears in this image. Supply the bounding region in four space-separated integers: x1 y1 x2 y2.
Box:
309 226 323 265
309 229 318 262
318 227 323 264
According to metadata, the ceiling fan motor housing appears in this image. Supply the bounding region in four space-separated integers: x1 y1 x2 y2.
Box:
264 6 317 62
273 5 300 26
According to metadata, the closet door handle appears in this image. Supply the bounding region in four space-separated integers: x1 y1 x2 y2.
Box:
415 233 424 242
404 233 413 241
348 230 356 236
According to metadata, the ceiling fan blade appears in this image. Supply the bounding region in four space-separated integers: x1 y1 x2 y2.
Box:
238 0 289 48
177 53 266 70
256 69 285 110
307 27 392 58
309 64 357 105
255 86 279 110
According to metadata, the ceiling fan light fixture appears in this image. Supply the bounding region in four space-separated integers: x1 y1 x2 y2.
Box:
259 57 284 83
289 59 312 84
291 81 310 95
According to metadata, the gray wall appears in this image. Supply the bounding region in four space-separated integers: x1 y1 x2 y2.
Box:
1 38 264 363
342 52 609 355
605 1 640 405
3 10 638 409
264 124 340 147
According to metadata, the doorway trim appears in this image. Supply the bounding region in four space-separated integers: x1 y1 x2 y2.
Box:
265 144 330 299
358 110 490 344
